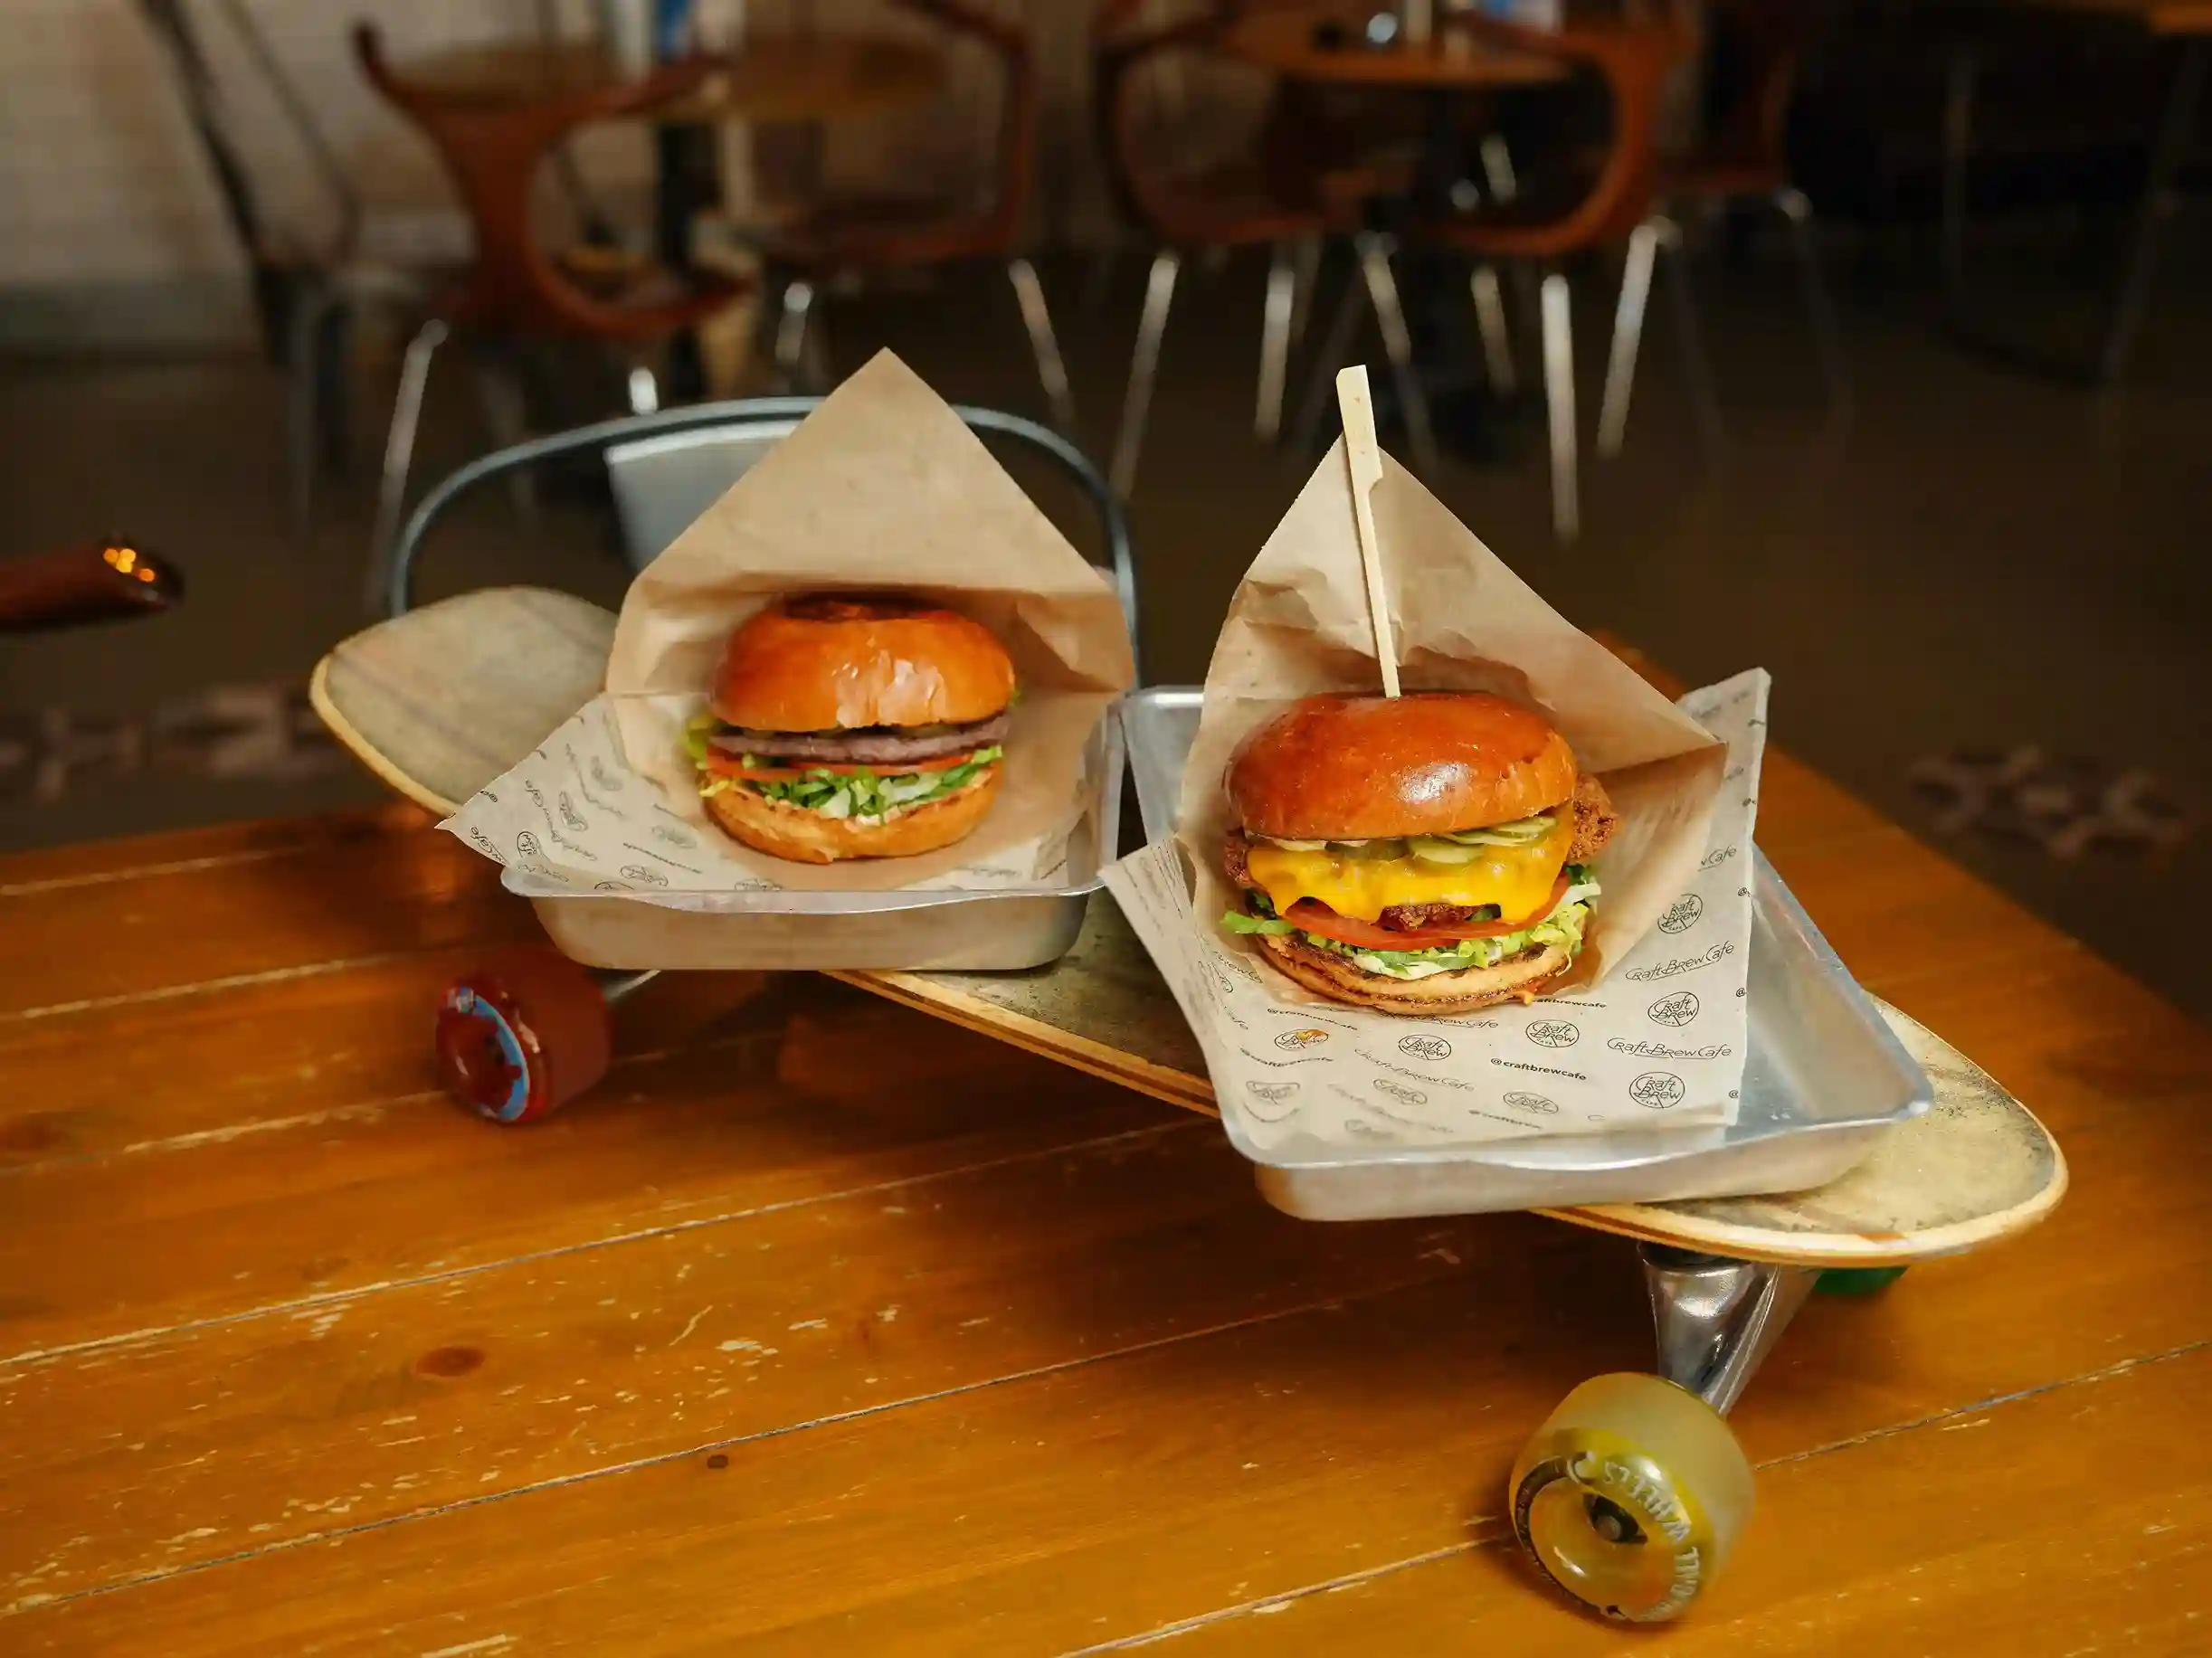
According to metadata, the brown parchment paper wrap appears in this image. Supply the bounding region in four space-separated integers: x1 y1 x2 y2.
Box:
593 350 1134 892
1177 440 1726 995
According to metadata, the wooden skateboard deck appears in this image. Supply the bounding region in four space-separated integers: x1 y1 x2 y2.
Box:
314 587 2065 1270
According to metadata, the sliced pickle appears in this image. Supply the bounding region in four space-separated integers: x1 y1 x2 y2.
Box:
1438 817 1554 847
1329 838 1408 860
1408 837 1488 865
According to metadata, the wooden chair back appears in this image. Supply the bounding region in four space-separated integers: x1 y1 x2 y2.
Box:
895 0 1040 257
353 24 741 341
1426 5 1691 256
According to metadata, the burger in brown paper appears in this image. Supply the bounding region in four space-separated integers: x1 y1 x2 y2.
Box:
683 593 1015 865
1218 690 1618 1014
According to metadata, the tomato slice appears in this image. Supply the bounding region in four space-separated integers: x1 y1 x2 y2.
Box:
1282 874 1572 950
704 750 983 782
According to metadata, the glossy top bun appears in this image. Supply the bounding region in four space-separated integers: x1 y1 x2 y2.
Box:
710 594 1016 733
1225 692 1578 839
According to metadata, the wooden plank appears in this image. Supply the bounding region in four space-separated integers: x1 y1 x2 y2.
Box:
13 1239 2208 1653
0 952 771 1171
0 818 536 1019
4 641 2201 1657
1745 750 1896 853
1119 1345 2212 1654
1763 827 2060 995
0 988 1171 1360
1 1127 1507 1603
0 804 430 893
14 900 2202 1635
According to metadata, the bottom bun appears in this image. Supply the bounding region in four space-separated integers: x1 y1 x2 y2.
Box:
702 765 1002 864
1255 931 1572 1016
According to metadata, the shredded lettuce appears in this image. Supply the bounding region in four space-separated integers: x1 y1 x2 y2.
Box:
1220 883 1600 981
1310 901 1594 980
701 745 1004 821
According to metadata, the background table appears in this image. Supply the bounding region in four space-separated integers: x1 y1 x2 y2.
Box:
1220 8 1570 90
394 35 946 126
3 657 2209 1651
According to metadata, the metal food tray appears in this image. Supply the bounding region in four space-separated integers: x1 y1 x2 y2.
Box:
1119 687 1932 1218
503 711 1125 973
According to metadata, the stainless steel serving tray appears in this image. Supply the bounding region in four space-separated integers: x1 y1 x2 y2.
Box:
1119 687 1932 1218
503 710 1125 972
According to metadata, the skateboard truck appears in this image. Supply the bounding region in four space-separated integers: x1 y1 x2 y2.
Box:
434 953 660 1124
1508 1246 1818 1622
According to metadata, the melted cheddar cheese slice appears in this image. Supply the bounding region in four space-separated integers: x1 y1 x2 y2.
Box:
1245 814 1573 924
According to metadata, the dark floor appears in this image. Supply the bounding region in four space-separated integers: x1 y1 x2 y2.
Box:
4 231 2207 1024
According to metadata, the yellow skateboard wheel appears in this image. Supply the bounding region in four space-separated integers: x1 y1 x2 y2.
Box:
1509 1373 1754 1621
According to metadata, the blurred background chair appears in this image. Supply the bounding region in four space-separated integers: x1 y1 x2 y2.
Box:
756 0 1076 440
138 0 436 539
1094 0 1387 497
1296 4 1712 543
353 23 754 611
1657 0 1849 427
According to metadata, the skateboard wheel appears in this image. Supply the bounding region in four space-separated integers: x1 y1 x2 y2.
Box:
434 951 612 1124
1509 1373 1753 1622
1817 1265 1909 1295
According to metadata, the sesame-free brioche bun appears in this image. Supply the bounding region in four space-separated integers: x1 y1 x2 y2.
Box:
702 763 1002 864
1226 692 1577 841
710 594 1015 733
1254 931 1572 1015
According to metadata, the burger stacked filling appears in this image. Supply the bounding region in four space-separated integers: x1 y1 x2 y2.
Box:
685 710 1005 823
1222 774 1619 983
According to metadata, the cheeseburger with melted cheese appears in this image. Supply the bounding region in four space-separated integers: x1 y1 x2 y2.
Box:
683 593 1014 864
1220 692 1617 1014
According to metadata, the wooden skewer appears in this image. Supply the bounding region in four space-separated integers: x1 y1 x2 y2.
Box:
1335 365 1400 697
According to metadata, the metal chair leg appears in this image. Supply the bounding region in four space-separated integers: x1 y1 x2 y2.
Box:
1471 264 1516 397
1006 257 1078 439
315 298 353 472
1479 134 1519 204
286 279 337 537
1539 272 1578 543
1110 249 1181 497
2098 37 2206 386
1596 220 1659 460
1257 242 1297 443
1359 233 1441 480
1657 217 1725 460
1289 234 1323 345
366 316 448 614
1289 260 1370 457
1774 186 1851 421
772 279 817 392
1940 47 1979 314
468 347 537 525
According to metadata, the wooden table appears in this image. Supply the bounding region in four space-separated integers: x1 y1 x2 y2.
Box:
1991 0 2212 34
394 35 945 126
1220 7 1569 90
5 699 2211 1649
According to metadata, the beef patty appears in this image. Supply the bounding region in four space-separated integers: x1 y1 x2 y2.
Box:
711 709 1009 768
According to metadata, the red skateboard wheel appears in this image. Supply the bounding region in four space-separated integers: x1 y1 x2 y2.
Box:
435 951 612 1124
